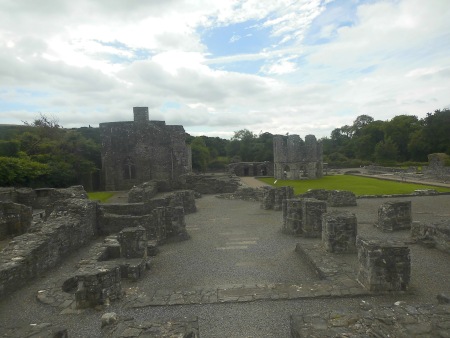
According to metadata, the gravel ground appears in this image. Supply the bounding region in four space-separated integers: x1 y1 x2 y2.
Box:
0 192 449 337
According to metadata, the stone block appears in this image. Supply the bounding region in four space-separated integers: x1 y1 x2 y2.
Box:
73 266 122 309
322 211 357 253
0 202 32 240
328 190 357 207
357 237 410 291
282 199 303 235
302 198 327 238
118 226 147 259
377 201 412 232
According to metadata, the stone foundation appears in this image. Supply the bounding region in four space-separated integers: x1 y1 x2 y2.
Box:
282 198 327 237
71 266 122 309
0 202 32 240
322 211 357 253
118 226 147 259
328 190 357 207
411 220 450 254
261 186 294 210
377 200 412 232
357 237 410 291
180 173 240 194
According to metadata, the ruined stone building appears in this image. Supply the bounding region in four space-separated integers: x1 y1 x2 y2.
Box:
100 107 192 191
273 134 323 180
228 162 274 177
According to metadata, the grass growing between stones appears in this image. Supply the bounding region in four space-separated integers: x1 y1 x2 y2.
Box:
258 175 450 196
87 191 115 202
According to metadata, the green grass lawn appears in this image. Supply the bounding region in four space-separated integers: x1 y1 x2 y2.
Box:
258 175 450 196
87 191 115 203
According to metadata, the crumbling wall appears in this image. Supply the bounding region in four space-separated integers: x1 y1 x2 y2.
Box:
273 134 323 180
100 107 191 191
0 202 32 240
411 220 450 254
228 162 274 177
179 173 240 194
261 186 294 210
0 198 97 298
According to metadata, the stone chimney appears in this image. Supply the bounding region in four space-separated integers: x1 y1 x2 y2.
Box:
133 107 149 122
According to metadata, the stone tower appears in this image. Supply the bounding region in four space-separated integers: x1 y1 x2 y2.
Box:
100 107 192 191
273 134 323 180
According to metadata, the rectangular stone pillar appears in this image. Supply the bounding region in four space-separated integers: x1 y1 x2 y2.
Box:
118 226 147 259
377 201 412 232
322 211 357 253
282 199 303 235
302 198 327 238
357 237 410 291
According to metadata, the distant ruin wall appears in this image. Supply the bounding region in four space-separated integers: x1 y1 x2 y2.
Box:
228 162 274 177
273 134 323 180
179 173 240 194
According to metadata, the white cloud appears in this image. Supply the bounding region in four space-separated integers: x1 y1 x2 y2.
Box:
0 0 449 140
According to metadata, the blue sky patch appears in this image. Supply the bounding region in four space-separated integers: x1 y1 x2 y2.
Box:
200 19 274 57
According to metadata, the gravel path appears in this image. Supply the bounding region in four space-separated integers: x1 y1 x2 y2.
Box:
0 193 449 337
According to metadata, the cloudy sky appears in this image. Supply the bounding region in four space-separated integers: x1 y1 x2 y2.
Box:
1 0 449 138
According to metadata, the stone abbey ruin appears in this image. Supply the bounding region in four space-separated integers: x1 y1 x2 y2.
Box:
0 111 449 337
100 107 192 191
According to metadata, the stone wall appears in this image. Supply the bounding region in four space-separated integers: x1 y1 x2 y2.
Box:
216 187 264 202
299 189 357 207
281 198 327 237
100 107 192 191
376 201 412 232
357 237 410 291
179 173 240 194
0 202 32 240
322 211 357 253
0 198 97 298
411 220 450 254
261 186 294 211
228 162 274 177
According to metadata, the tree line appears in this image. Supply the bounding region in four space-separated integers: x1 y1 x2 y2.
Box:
0 109 448 188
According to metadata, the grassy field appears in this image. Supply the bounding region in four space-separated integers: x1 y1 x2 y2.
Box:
258 175 450 196
87 191 115 202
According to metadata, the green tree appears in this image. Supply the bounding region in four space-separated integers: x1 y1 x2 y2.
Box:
0 156 49 186
190 137 210 172
384 115 420 161
375 138 399 164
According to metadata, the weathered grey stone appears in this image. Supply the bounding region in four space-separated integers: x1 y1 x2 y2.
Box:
273 134 323 180
118 226 147 259
180 173 240 194
357 236 410 291
261 186 294 210
377 200 412 232
282 198 327 237
101 312 119 327
228 161 274 177
100 107 192 191
411 220 450 254
322 211 357 253
0 196 97 298
0 202 32 240
328 190 357 207
216 187 264 202
302 198 327 238
72 266 122 309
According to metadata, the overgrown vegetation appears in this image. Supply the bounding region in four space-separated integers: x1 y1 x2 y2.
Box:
87 192 115 203
258 176 450 196
1 108 449 188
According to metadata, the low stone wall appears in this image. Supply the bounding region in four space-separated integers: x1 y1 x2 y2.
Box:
376 200 412 232
291 302 450 338
180 173 240 194
357 237 410 292
282 198 327 237
216 187 264 202
0 202 32 240
0 198 97 298
261 186 294 210
322 211 357 253
299 189 357 207
412 220 450 254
